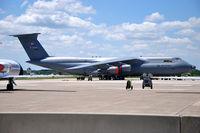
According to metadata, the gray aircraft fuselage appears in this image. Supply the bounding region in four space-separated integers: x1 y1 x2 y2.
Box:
11 33 195 78
27 56 194 77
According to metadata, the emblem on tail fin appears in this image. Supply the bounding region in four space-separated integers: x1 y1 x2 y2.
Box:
30 42 38 50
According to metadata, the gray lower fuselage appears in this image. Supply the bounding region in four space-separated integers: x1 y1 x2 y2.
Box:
27 57 194 76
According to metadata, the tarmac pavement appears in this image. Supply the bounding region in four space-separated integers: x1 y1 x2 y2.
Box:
0 78 199 116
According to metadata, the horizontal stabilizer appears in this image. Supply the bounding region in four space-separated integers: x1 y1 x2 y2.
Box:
10 33 41 38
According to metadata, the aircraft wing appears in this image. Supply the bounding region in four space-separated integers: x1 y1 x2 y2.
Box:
66 57 143 70
152 76 200 80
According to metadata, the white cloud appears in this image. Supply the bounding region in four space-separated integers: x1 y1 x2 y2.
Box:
186 45 196 50
134 43 148 49
159 21 191 30
51 34 84 46
155 36 191 44
0 8 5 14
21 0 29 8
105 33 125 40
194 34 200 41
28 0 96 15
175 29 200 41
89 22 161 41
175 29 195 36
121 22 157 32
91 15 200 44
145 12 164 22
15 12 95 29
124 43 148 50
12 0 96 30
0 0 97 36
188 17 200 28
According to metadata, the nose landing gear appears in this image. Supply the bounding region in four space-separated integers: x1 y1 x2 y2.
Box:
7 78 14 91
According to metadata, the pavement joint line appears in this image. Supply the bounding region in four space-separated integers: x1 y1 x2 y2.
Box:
175 98 200 116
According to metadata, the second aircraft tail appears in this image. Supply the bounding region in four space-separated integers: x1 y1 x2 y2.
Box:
11 33 49 60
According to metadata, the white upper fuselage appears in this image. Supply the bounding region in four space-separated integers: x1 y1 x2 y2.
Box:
28 56 114 70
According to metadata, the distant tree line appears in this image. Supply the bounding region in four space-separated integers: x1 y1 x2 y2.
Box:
23 69 68 75
182 69 200 76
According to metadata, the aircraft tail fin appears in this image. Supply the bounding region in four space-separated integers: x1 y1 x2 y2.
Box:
10 33 49 60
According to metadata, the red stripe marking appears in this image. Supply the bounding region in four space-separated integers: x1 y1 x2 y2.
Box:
115 67 119 75
0 64 4 71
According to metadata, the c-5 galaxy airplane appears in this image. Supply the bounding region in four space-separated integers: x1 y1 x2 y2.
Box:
11 33 195 80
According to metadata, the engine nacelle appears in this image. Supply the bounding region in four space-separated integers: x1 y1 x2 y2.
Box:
0 60 21 75
0 64 4 71
120 64 131 72
91 69 101 76
107 66 119 75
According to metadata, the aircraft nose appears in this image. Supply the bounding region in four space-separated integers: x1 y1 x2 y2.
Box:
191 65 196 69
0 64 5 71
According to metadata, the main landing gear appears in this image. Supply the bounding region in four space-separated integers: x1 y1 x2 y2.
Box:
141 73 153 89
7 78 14 91
88 75 93 81
99 75 125 80
76 76 85 80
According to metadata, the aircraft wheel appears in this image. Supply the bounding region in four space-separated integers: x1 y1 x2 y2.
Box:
113 76 117 80
105 76 109 80
142 85 144 89
131 86 133 90
151 85 153 89
99 76 103 80
104 76 108 80
88 75 92 81
7 84 13 91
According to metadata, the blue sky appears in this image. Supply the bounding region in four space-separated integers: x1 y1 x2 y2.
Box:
0 0 200 70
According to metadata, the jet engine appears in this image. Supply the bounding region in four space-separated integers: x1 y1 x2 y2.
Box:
91 69 101 76
0 64 4 72
107 66 119 75
120 64 131 72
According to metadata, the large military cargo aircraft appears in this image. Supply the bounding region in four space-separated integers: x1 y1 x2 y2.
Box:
11 33 195 80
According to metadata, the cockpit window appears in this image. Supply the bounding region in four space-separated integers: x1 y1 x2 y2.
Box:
174 57 181 60
163 60 172 63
